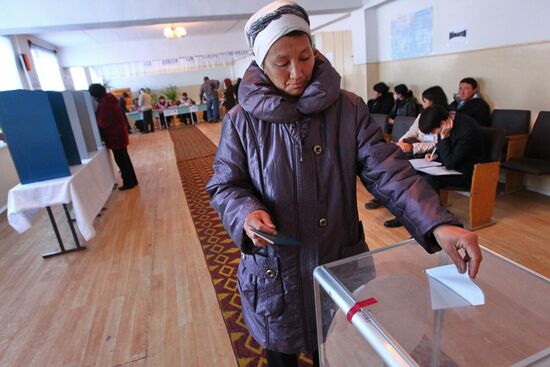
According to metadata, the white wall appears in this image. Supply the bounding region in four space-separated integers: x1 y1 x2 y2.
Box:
374 0 550 62
109 66 235 97
231 55 254 80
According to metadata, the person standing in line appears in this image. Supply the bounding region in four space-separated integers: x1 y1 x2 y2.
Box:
200 76 220 122
223 78 237 112
89 84 138 191
118 92 132 133
206 2 482 366
234 77 242 104
138 88 154 133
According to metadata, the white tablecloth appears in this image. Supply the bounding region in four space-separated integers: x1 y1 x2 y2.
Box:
7 147 115 241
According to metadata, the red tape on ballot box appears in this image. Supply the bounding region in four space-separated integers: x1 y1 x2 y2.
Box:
346 297 378 322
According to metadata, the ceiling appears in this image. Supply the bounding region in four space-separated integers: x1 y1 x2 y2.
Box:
34 20 248 48
31 13 348 50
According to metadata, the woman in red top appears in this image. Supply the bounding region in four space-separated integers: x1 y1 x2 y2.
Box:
89 83 138 190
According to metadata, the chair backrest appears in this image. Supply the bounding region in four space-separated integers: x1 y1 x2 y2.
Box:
490 109 531 135
525 111 550 161
371 113 388 132
479 126 506 162
391 116 416 141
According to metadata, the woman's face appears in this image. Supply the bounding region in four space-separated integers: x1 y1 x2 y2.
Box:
263 34 314 97
394 92 404 101
421 97 432 109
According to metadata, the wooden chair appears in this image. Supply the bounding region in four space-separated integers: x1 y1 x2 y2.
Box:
501 111 550 192
440 127 506 230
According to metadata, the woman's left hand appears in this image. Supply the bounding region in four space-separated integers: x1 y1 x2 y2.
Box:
433 225 482 278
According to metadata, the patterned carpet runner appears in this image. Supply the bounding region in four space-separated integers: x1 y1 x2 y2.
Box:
169 126 313 367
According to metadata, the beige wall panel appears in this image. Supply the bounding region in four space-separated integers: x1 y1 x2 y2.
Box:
377 42 550 120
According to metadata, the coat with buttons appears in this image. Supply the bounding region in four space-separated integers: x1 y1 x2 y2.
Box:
206 51 461 354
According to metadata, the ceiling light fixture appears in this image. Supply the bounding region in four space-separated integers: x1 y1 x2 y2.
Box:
163 26 187 39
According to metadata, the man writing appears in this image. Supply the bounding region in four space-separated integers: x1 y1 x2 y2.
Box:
419 105 485 192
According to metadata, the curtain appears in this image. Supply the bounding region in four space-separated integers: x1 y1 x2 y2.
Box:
30 43 65 91
0 36 22 91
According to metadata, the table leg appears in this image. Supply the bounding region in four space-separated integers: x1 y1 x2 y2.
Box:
42 206 86 259
63 204 83 249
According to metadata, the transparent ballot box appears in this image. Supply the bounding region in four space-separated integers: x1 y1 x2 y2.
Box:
313 239 550 367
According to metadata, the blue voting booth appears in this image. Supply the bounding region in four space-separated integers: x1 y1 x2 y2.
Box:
0 90 88 184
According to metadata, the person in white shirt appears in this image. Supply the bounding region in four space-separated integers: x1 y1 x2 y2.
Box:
138 88 154 133
177 92 197 125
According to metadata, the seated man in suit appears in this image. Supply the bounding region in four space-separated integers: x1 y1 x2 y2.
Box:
418 105 485 192
449 77 491 126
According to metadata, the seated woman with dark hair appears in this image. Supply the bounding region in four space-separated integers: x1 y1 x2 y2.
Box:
367 82 394 114
388 83 419 124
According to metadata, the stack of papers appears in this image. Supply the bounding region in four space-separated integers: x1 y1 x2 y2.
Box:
409 159 462 176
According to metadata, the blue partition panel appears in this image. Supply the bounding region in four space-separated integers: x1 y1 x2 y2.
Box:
0 90 70 184
47 91 81 166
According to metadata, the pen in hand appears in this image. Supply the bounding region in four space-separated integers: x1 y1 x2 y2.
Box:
428 147 437 161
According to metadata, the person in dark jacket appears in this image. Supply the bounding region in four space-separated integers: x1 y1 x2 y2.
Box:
234 77 242 104
449 77 491 126
366 82 394 114
223 78 237 112
419 105 485 191
89 84 138 191
118 92 132 133
206 2 482 366
389 83 419 122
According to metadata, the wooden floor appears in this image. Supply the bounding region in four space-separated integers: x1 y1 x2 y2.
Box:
0 122 548 367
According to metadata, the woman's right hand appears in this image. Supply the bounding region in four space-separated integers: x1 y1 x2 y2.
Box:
244 210 277 248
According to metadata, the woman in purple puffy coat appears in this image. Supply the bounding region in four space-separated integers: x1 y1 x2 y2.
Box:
206 2 482 366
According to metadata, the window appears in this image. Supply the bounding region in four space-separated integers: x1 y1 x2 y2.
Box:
30 43 65 91
89 67 103 85
0 36 22 91
69 67 89 90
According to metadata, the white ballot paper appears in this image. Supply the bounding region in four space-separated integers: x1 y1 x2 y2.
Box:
416 165 463 176
409 158 442 170
426 264 485 310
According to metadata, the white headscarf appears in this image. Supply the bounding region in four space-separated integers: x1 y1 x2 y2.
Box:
244 0 311 69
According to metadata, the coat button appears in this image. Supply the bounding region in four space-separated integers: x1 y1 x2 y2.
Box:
265 268 276 278
313 145 322 155
319 218 328 227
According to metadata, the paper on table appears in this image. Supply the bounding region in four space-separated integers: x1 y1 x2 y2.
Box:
426 264 485 310
409 158 442 170
416 165 463 176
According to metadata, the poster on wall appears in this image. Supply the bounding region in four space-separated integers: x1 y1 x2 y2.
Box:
391 7 433 60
